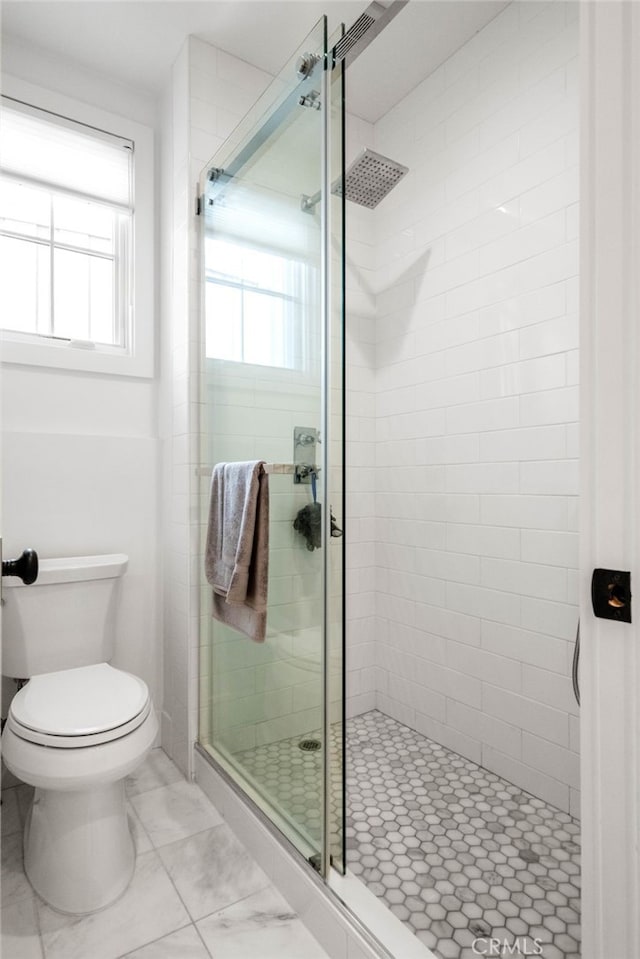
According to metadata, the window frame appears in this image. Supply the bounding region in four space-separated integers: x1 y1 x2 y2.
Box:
0 77 154 378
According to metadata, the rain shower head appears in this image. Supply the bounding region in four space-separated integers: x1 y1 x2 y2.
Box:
301 148 408 213
335 148 409 209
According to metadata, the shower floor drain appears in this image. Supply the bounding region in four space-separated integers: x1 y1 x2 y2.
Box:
299 738 321 752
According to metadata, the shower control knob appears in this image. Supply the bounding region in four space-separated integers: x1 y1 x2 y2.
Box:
2 548 39 585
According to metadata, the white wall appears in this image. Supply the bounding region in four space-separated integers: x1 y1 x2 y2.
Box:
369 1 580 814
0 35 158 127
0 39 162 716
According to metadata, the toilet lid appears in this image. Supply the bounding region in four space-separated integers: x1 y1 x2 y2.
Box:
8 663 151 748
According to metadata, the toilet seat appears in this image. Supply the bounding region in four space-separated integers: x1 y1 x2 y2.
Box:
7 663 151 748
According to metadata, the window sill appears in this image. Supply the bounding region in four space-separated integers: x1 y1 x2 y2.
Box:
1 334 153 378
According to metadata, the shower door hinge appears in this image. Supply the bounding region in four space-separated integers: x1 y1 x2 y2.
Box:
195 193 203 217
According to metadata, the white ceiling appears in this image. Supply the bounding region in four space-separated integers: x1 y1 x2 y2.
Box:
0 1 508 123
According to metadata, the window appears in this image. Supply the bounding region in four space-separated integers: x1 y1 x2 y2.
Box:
205 236 308 371
1 186 126 345
0 84 153 377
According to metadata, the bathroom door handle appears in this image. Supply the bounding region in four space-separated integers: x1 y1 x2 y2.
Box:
2 548 39 585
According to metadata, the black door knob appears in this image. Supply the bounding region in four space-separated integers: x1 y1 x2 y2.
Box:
2 549 39 585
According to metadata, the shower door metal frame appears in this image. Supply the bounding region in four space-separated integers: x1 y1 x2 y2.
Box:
320 52 332 882
321 25 346 880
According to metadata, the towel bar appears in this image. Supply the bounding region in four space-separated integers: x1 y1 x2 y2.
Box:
196 463 294 477
195 463 319 481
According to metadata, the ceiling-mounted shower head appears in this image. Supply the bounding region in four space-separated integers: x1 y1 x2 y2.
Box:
335 148 409 208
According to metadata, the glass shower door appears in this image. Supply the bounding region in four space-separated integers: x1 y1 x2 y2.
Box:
198 16 345 877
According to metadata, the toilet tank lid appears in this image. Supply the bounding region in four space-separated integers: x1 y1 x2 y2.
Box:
3 553 128 588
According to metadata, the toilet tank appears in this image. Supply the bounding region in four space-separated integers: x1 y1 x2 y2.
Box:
2 554 128 678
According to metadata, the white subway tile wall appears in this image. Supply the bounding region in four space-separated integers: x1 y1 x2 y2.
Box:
358 1 580 813
174 11 580 817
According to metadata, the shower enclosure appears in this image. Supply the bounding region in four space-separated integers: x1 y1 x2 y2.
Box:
197 16 346 877
196 4 583 958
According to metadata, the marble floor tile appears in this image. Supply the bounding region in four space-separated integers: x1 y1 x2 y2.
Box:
196 886 330 959
1 898 42 959
37 850 190 959
158 823 270 921
130 780 223 848
122 924 211 959
125 748 183 797
1 751 328 959
2 831 35 908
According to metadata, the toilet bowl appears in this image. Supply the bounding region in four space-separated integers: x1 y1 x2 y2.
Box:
3 663 158 914
1 555 158 914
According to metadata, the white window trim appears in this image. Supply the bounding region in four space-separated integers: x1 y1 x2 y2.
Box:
0 76 154 378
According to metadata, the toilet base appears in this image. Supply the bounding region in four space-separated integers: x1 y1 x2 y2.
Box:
24 780 135 914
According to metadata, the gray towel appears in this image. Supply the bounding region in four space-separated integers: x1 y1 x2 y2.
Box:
204 461 269 643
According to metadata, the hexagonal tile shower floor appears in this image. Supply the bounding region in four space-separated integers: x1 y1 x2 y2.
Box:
347 711 580 959
238 710 581 959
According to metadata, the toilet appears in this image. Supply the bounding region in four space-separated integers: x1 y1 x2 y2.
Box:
1 553 158 915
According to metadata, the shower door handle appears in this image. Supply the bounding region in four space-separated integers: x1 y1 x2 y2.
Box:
572 620 580 707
